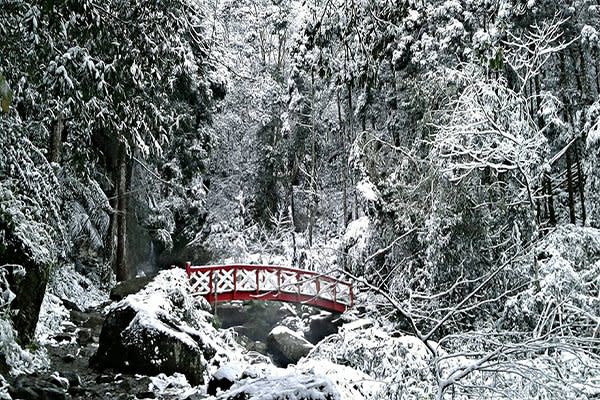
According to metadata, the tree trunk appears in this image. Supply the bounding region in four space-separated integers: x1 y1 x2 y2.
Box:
105 178 118 263
337 90 348 228
572 47 585 98
595 48 600 96
544 174 556 227
289 188 297 265
49 112 64 163
115 142 130 281
574 139 587 225
347 81 358 220
566 147 576 224
308 71 317 248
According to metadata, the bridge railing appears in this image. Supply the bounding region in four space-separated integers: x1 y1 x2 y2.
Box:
185 263 354 312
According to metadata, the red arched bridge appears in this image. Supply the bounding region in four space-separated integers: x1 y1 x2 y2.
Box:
185 263 354 313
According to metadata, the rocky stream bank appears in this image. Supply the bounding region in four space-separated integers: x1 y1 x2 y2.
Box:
2 269 363 400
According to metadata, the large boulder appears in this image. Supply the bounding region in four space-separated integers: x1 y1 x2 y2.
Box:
305 312 342 344
91 269 220 385
207 364 242 396
267 326 314 366
8 373 70 400
0 225 51 345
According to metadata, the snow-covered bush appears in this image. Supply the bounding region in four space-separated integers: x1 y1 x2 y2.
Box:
307 320 435 398
343 217 373 275
0 121 68 265
585 100 600 228
502 225 600 337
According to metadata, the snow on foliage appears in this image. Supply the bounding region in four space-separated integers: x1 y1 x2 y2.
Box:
0 319 50 375
474 225 600 398
34 292 70 344
0 124 68 265
307 320 435 398
356 178 380 203
503 225 600 335
343 217 373 275
585 100 600 149
343 217 371 251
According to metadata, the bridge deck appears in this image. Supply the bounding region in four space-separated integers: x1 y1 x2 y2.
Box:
185 263 353 313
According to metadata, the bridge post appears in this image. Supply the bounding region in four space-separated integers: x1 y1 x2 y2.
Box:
333 282 337 304
185 262 191 278
296 272 300 303
276 269 281 293
255 269 260 295
233 267 237 295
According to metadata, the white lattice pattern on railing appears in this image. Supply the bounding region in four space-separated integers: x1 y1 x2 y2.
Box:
189 270 211 295
215 269 235 292
259 269 279 291
236 268 256 291
279 270 297 293
336 283 351 304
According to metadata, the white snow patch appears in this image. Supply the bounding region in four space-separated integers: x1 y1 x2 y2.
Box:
343 217 371 245
298 359 383 399
35 292 70 343
356 178 380 203
150 373 197 398
214 364 242 381
270 325 306 342
340 318 374 332
218 373 339 400
47 263 109 310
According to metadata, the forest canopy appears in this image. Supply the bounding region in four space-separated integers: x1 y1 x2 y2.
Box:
1 0 600 398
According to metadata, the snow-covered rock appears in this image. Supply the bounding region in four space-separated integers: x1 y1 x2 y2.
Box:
305 312 341 344
267 326 314 366
207 364 242 396
46 263 108 310
217 372 339 400
298 359 383 399
91 269 233 385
